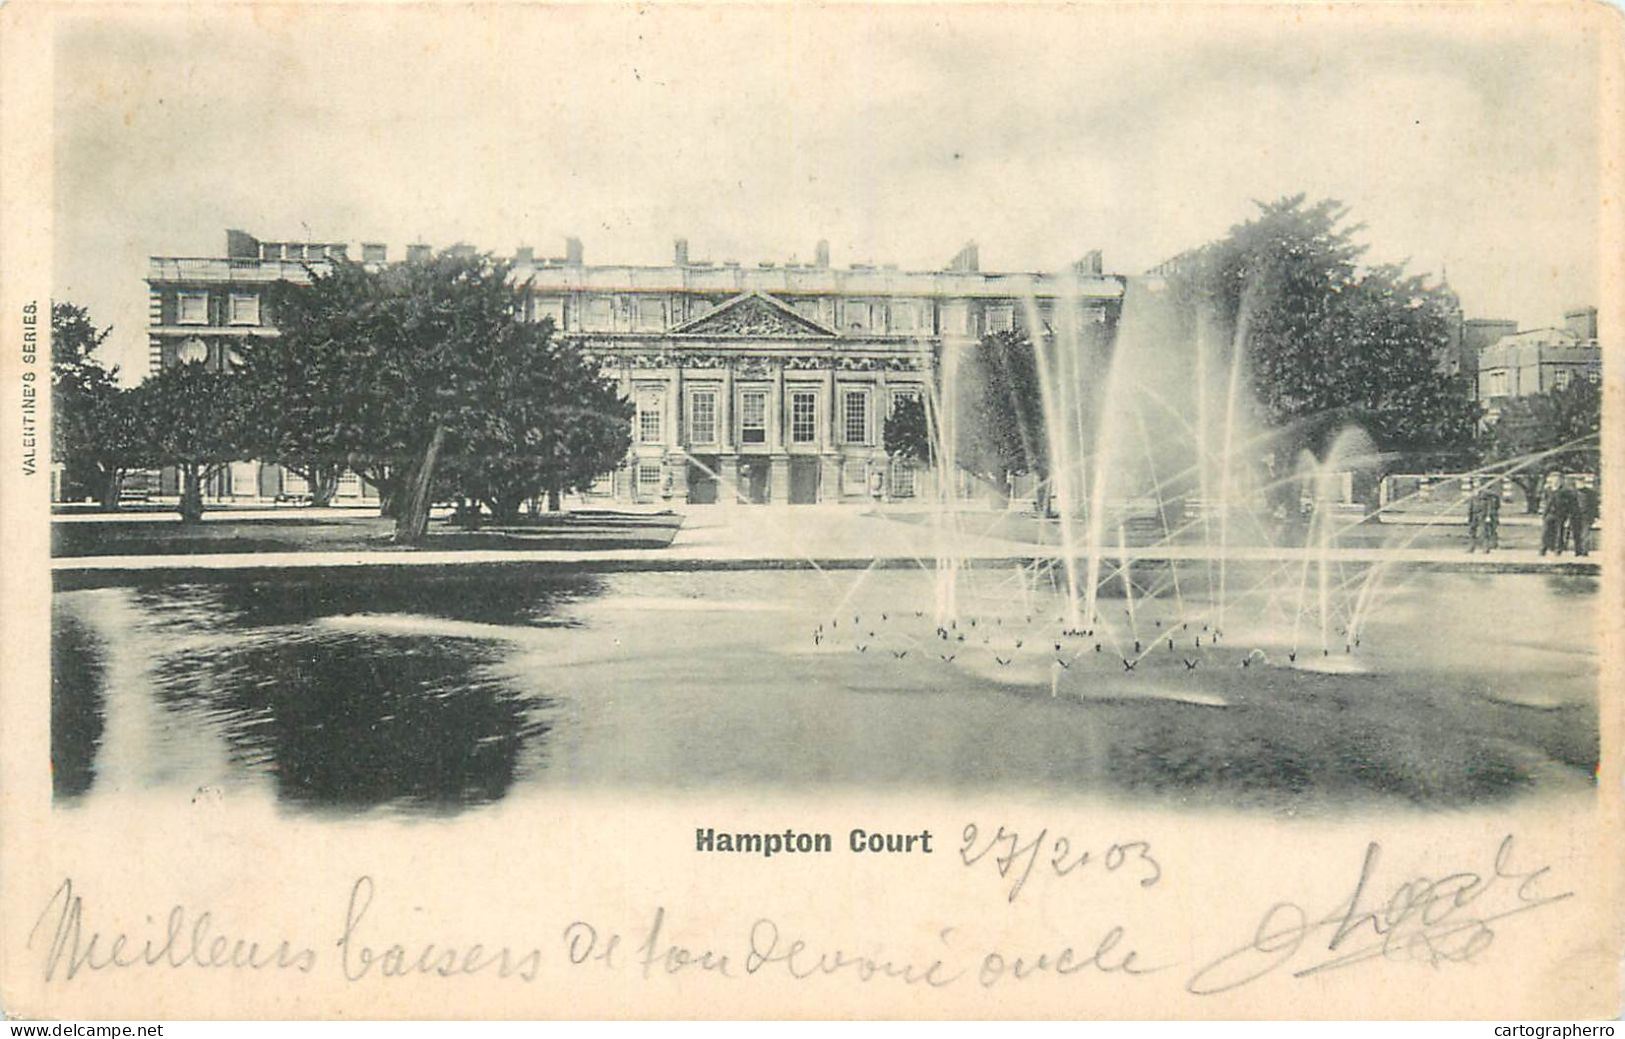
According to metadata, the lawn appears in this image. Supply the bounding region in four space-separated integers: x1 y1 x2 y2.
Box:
51 509 685 557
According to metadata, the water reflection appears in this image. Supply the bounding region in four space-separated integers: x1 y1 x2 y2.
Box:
51 606 104 799
53 570 599 816
154 632 551 813
50 567 1600 815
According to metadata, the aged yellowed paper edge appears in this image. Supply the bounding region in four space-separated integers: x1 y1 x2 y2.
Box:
1 0 1622 1020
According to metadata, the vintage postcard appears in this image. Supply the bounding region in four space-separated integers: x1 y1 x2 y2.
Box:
1 0 1620 1022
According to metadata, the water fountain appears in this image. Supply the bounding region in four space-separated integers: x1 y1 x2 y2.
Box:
808 269 1598 699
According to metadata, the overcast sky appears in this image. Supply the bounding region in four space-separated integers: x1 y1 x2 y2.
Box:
52 3 1605 382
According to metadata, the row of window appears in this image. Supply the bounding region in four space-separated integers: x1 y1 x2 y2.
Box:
1480 366 1599 396
173 289 1090 336
636 387 915 447
176 290 261 327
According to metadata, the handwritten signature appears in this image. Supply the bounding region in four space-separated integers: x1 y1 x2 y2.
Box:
1187 834 1573 995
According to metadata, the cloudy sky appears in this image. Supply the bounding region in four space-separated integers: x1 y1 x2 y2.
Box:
53 3 1606 381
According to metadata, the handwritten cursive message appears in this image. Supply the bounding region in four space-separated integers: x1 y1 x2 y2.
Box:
25 833 1574 999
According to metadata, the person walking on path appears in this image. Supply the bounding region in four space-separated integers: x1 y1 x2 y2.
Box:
1556 477 1579 555
1539 471 1567 556
1469 481 1501 553
1467 486 1484 552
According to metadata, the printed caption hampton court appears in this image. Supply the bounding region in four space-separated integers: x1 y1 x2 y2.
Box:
696 828 935 858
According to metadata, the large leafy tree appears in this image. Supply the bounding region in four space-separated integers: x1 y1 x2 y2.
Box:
1482 377 1601 512
130 361 250 522
435 334 632 521
51 302 142 508
246 251 632 541
1174 195 1481 500
954 330 1049 506
236 266 384 507
883 394 935 467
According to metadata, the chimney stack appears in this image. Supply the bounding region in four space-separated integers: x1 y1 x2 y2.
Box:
946 241 979 272
226 229 260 259
515 246 534 265
406 243 431 264
815 239 830 268
1074 249 1103 276
565 236 584 266
674 238 689 266
1565 306 1598 340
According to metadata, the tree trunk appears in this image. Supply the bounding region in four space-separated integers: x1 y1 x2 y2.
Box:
97 468 124 512
547 482 563 512
309 465 340 507
1515 476 1541 514
491 497 523 525
359 465 400 517
392 426 446 545
179 465 204 524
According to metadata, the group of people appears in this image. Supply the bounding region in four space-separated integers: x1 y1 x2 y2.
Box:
1539 472 1598 557
1466 472 1597 556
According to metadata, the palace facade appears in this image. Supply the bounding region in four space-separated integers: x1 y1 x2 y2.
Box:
145 230 1125 505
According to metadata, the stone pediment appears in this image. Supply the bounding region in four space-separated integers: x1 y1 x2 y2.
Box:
672 292 838 338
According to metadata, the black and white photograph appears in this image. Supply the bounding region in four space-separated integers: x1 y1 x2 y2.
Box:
3 0 1621 1024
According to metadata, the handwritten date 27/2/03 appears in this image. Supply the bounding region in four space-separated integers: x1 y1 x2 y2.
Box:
959 823 1163 903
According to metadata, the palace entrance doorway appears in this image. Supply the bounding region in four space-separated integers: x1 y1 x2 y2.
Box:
738 458 770 503
788 457 819 504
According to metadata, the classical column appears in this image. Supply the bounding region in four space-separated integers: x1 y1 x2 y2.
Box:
773 360 787 450
721 358 735 453
666 367 687 503
669 365 683 443
874 369 890 500
823 365 841 502
826 368 839 445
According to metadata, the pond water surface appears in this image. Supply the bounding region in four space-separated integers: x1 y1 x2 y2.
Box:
51 566 1599 816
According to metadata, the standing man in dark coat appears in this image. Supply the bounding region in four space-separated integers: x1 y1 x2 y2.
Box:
1471 480 1501 552
1572 477 1598 557
1539 471 1567 556
1556 477 1580 555
1467 487 1485 552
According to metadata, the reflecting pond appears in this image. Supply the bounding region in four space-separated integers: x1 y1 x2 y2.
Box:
51 566 1599 816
